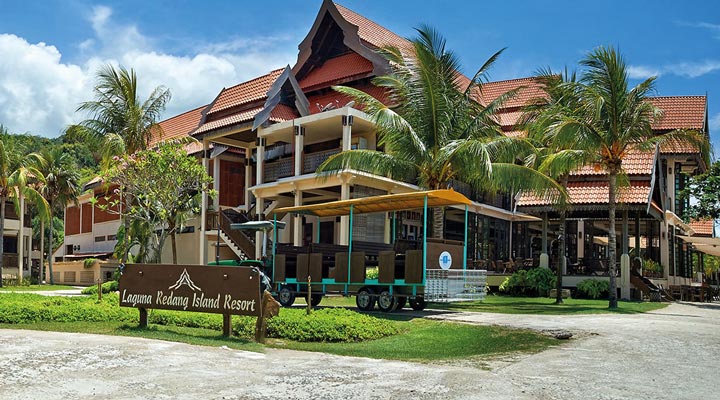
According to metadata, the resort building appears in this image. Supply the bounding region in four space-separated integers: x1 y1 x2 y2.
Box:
57 0 713 297
0 199 38 282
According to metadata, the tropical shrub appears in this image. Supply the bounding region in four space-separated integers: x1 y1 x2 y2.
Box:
83 258 100 269
81 280 119 295
527 268 556 296
576 279 609 299
500 268 556 296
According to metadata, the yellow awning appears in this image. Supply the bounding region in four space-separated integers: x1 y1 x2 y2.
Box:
274 189 472 217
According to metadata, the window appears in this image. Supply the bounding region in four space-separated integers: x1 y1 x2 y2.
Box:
107 234 117 241
180 226 196 234
94 236 106 242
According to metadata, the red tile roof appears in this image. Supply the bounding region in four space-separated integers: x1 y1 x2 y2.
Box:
571 149 655 176
495 110 523 128
194 105 297 135
649 96 706 131
480 77 546 109
689 220 714 236
150 105 205 146
206 69 284 116
299 52 374 90
518 181 651 207
335 3 411 51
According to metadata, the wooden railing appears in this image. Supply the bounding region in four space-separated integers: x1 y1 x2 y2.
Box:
263 158 293 183
303 148 340 174
218 210 256 258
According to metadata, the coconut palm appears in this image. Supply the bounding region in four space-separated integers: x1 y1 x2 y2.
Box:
69 64 171 161
35 148 80 285
0 141 49 287
547 46 709 308
318 26 561 238
523 69 591 304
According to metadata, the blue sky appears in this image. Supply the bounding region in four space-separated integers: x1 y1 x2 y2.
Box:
1 0 718 151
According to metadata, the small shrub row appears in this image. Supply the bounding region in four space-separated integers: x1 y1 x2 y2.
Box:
81 280 119 295
0 293 398 342
499 268 556 296
575 279 609 299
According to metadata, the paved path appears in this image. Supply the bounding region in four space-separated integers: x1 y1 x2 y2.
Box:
1 302 718 399
0 288 84 296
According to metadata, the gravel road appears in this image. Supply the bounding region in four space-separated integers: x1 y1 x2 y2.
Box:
1 301 717 400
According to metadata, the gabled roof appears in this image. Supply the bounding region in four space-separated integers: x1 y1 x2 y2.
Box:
571 149 655 176
517 181 652 207
649 96 706 131
205 68 285 118
334 2 411 51
150 105 206 152
480 77 546 109
689 220 715 236
299 52 374 91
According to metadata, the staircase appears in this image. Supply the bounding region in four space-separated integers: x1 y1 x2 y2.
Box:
630 272 674 302
216 209 257 260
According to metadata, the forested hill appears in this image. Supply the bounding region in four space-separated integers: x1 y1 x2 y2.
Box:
0 125 99 185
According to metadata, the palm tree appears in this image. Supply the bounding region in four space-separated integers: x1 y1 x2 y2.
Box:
0 141 49 287
35 148 80 285
523 69 590 304
548 46 709 308
70 64 171 159
318 26 560 238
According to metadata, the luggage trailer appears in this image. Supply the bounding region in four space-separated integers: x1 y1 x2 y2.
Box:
270 189 486 312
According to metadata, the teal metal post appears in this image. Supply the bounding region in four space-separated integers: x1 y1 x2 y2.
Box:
463 205 468 270
422 195 428 284
347 204 354 294
316 216 321 243
272 213 277 282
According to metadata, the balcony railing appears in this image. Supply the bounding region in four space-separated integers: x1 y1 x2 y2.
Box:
303 148 340 174
263 157 293 183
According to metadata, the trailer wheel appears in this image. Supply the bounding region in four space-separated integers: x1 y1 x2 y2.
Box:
310 293 323 307
377 290 396 313
409 296 426 311
395 296 407 310
356 287 376 311
278 286 296 307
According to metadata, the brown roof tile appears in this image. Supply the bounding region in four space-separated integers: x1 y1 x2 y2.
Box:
335 3 411 51
150 105 206 147
206 69 284 116
194 105 296 135
308 84 389 114
689 220 715 236
518 181 651 207
571 149 655 176
649 96 706 131
299 52 374 90
480 77 546 109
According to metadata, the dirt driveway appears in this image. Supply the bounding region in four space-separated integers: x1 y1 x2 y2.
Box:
1 302 718 400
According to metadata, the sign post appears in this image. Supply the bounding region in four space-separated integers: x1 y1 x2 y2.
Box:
119 264 263 336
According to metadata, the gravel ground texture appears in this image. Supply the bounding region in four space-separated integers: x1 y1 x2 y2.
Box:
1 301 718 400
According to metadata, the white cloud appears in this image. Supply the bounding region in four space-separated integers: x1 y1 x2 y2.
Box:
628 60 720 79
0 6 296 137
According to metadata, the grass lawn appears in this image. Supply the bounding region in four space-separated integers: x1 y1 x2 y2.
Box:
0 284 77 292
271 318 555 361
429 295 668 314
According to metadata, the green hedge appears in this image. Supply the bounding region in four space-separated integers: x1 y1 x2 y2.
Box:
81 281 119 295
0 293 398 342
576 279 609 299
499 268 556 296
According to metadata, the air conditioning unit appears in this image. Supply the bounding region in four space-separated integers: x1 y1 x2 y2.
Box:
351 137 367 150
73 245 80 251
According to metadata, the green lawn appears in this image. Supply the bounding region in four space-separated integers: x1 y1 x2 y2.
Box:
271 318 555 361
429 295 668 314
0 284 77 292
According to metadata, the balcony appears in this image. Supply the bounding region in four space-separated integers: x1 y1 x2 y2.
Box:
303 148 340 174
263 157 293 183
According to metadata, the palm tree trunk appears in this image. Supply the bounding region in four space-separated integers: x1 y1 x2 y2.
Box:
432 207 444 239
0 197 5 288
17 192 24 285
48 207 54 285
555 209 566 304
40 219 45 283
608 172 618 309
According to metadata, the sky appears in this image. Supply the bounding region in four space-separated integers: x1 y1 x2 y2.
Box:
1 0 719 151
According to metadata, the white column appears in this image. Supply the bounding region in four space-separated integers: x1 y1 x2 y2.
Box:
199 139 209 265
255 196 265 259
245 152 252 208
341 113 352 151
339 180 350 245
17 193 24 283
256 138 265 186
660 222 670 278
577 219 584 260
294 125 304 177
213 157 220 210
620 210 630 300
293 190 302 246
540 212 549 268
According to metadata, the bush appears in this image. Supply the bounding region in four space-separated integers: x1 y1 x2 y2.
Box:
81 280 119 295
576 279 609 299
83 258 100 269
499 268 556 296
0 293 399 342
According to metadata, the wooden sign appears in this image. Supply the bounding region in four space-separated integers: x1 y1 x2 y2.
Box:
119 264 262 317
